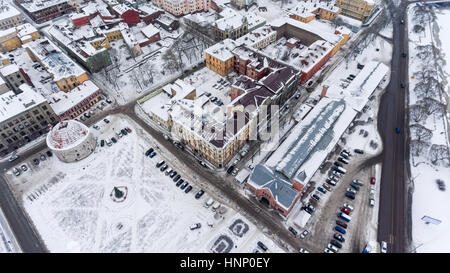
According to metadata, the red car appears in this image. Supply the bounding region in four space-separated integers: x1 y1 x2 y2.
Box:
370 176 376 185
340 207 351 215
125 127 132 133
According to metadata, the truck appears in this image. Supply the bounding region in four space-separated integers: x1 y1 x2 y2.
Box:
337 212 351 222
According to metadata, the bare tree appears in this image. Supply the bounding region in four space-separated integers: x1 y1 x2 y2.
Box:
409 104 427 123
410 124 433 142
414 77 441 99
419 97 446 115
410 139 430 157
429 144 450 166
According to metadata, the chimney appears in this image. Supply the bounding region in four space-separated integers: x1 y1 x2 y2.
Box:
320 85 329 98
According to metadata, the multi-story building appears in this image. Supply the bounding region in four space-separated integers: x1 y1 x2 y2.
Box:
47 22 112 73
24 38 89 92
0 64 32 93
0 4 23 30
235 25 277 50
153 0 211 16
112 4 140 25
0 77 9 94
14 0 75 24
335 0 375 21
205 38 240 76
0 84 57 155
0 28 21 52
48 80 102 120
211 8 248 41
288 0 341 23
230 0 256 10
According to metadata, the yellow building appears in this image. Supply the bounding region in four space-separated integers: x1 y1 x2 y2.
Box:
205 39 239 76
0 28 21 52
335 0 375 21
289 0 341 23
24 38 89 92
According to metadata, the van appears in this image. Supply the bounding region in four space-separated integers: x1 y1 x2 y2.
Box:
204 198 214 208
338 212 351 222
212 202 221 211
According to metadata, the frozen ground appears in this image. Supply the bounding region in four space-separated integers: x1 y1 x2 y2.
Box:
5 114 284 253
407 4 450 253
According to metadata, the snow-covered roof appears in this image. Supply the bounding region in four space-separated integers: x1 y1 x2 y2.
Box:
214 10 246 31
16 23 38 38
19 0 69 13
0 84 47 123
235 25 276 49
235 168 250 183
23 38 86 81
288 0 340 19
246 12 266 30
0 4 21 21
141 24 159 38
266 97 357 185
326 61 389 112
112 4 135 15
270 17 342 46
138 3 162 15
0 63 19 76
46 120 90 150
48 80 100 115
205 39 240 61
299 40 334 73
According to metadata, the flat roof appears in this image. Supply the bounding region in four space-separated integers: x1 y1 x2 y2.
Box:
0 84 47 123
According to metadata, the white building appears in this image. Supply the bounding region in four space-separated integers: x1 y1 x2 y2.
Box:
46 120 96 163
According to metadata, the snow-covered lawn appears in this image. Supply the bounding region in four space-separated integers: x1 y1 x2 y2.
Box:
5 114 284 253
407 4 450 253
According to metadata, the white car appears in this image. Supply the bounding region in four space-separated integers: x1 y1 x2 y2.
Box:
346 188 357 195
324 248 335 253
299 248 309 253
13 168 20 176
190 223 201 230
300 230 309 239
343 203 354 211
381 241 388 253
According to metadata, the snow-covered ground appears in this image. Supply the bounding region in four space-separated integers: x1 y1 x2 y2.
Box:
5 114 284 253
407 4 450 253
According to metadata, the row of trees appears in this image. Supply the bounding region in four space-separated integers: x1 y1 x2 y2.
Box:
409 7 449 167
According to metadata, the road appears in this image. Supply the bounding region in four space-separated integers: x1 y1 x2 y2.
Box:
376 0 413 253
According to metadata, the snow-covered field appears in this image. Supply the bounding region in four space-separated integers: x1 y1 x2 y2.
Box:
407 4 450 253
5 115 284 253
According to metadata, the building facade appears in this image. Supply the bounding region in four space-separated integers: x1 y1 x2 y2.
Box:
0 4 23 30
0 64 31 93
14 0 75 24
335 0 375 21
0 84 57 156
153 0 211 16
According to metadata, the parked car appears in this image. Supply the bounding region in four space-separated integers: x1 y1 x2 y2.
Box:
93 125 100 130
338 157 349 164
336 220 348 229
33 158 39 165
311 194 320 202
299 248 309 253
121 129 128 135
100 140 105 147
180 181 189 190
257 241 268 252
111 137 117 143
327 243 339 252
106 140 112 146
334 161 343 167
334 233 345 243
326 179 337 186
381 241 388 253
340 207 351 215
353 179 364 186
354 149 364 154
288 226 298 237
195 190 205 199
125 127 132 133
369 198 375 207
226 165 234 174
317 187 327 194
149 152 156 158
300 230 309 239
346 188 357 195
330 240 343 249
156 160 165 168
21 164 28 172
13 168 20 176
165 169 173 176
335 225 346 234
184 185 193 193
324 248 335 253
349 181 360 191
173 174 181 182
323 184 332 191
116 132 122 138
46 151 53 157
169 171 178 178
40 154 46 161
370 176 376 185
343 203 354 211
190 223 201 230
345 192 355 200
103 118 110 123
160 164 168 172
176 179 184 187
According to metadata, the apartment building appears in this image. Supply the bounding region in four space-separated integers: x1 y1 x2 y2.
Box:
0 84 57 155
0 23 40 53
211 8 248 41
205 39 240 76
153 0 211 16
0 4 23 30
0 64 32 93
235 25 277 50
14 0 75 24
335 0 375 21
288 0 341 23
24 38 89 92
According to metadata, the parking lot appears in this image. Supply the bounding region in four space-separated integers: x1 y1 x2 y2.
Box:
4 114 283 253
